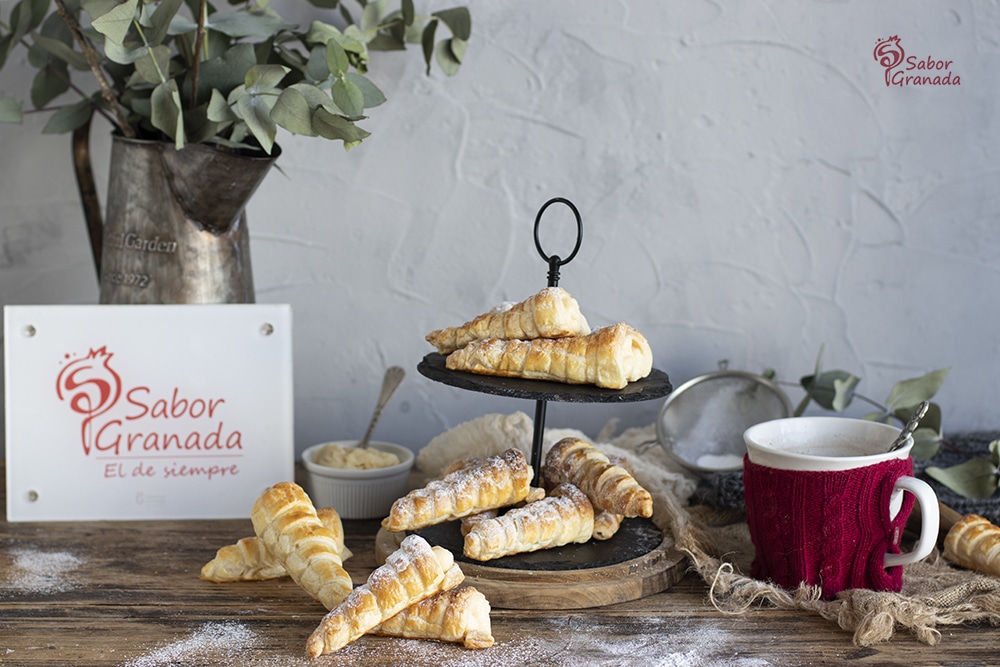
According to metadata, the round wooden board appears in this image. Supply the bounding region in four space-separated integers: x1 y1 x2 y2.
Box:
375 524 687 610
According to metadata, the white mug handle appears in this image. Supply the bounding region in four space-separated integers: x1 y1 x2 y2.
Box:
884 476 939 568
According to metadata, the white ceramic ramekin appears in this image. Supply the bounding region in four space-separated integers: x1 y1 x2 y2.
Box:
301 441 414 520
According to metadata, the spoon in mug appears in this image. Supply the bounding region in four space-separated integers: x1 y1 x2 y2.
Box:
887 400 930 452
357 366 406 448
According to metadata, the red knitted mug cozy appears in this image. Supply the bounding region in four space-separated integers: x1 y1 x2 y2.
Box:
743 455 916 600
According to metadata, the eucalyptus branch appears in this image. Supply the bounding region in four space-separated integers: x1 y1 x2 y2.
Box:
190 0 207 110
52 0 135 137
9 31 119 127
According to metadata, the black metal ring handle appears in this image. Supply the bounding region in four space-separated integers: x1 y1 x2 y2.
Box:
533 197 583 287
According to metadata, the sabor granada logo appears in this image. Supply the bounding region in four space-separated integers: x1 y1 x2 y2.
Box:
56 347 243 480
874 36 960 87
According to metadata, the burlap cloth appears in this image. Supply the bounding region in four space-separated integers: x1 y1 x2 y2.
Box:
641 429 1000 647
421 415 1000 647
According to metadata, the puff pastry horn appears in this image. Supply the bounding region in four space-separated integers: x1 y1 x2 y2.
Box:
463 483 594 561
382 448 533 532
200 507 352 582
445 322 652 390
943 513 1000 577
426 286 590 355
251 482 353 610
592 509 624 541
543 437 653 518
371 586 494 649
306 534 465 657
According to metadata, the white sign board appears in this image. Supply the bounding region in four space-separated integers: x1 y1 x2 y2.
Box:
4 304 294 521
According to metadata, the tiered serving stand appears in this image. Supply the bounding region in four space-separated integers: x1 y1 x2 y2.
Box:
377 199 684 609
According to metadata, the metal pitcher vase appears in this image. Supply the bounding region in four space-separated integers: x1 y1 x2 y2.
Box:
73 131 279 304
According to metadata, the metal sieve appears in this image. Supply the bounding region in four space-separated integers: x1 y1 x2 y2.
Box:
652 369 793 473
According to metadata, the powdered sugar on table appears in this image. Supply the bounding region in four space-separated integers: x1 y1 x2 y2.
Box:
2 547 84 596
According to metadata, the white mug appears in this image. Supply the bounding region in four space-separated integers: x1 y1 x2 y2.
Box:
742 417 939 597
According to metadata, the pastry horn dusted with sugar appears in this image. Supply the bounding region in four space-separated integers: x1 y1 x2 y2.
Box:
426 286 590 355
306 534 465 657
201 507 352 582
543 437 653 518
463 483 595 561
371 586 495 649
445 322 652 390
251 482 353 610
943 514 1000 577
382 448 533 532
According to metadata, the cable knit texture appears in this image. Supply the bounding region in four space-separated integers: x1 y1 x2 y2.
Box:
743 455 916 600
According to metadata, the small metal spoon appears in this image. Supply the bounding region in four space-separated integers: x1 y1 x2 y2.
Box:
888 400 929 452
357 366 406 448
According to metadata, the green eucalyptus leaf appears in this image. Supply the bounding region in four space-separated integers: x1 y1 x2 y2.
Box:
10 0 49 43
313 106 369 146
90 0 139 45
367 30 406 52
183 102 224 144
166 11 198 35
150 78 185 147
360 0 388 32
306 20 343 46
990 440 1000 466
304 45 330 83
30 61 69 107
330 75 363 116
345 72 384 108
82 0 124 20
449 36 466 63
0 97 24 123
271 87 318 136
401 0 414 25
147 0 183 46
245 64 289 92
207 8 295 39
130 44 171 84
403 14 424 43
325 40 350 77
207 88 237 122
30 34 89 70
910 427 942 459
434 38 460 76
232 79 280 153
420 18 436 75
285 81 342 113
196 43 257 100
801 370 860 412
925 458 999 500
0 34 14 71
103 36 148 65
41 97 93 132
885 369 950 412
432 7 471 41
861 410 894 425
338 3 354 27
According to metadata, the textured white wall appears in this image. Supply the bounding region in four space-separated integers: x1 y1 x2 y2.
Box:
2 1 998 458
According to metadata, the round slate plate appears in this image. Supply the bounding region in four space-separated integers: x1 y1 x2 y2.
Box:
417 353 672 403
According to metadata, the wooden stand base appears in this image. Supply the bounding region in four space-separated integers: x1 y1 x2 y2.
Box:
375 521 687 610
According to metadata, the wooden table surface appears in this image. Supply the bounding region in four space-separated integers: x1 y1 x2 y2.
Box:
1 463 996 667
